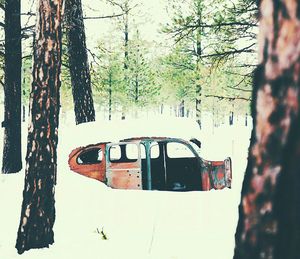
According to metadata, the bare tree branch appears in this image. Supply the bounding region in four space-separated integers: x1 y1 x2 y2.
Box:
84 13 124 20
21 25 35 31
205 94 251 101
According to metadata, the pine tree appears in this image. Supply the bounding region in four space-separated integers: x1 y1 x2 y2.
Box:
2 0 22 174
234 1 300 258
65 0 96 124
15 0 63 254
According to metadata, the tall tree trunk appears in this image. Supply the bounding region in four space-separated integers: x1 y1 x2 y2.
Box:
2 0 22 174
195 0 202 129
15 0 63 254
122 0 129 120
234 1 300 258
108 71 112 121
135 74 138 103
124 4 129 70
65 0 95 125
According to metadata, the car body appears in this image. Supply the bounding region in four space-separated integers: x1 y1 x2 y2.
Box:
68 137 232 192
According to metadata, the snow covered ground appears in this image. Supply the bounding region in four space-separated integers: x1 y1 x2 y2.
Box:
0 113 251 259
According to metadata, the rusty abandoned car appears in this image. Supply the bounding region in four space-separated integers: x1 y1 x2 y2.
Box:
68 137 232 191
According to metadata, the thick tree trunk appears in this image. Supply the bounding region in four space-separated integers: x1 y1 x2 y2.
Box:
15 0 63 254
234 1 300 258
2 0 22 174
65 0 95 125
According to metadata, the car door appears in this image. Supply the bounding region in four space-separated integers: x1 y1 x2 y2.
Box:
68 143 107 182
106 142 143 190
201 157 232 190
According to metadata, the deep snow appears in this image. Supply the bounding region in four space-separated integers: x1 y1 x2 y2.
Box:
0 113 251 259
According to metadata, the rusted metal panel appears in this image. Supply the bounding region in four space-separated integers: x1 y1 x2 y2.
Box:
201 161 212 191
224 157 232 188
108 162 139 170
200 158 232 190
106 142 143 190
68 143 107 182
121 137 168 142
210 162 227 190
107 168 142 190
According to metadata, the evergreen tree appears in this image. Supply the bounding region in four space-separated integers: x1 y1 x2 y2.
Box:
16 0 63 254
234 0 300 258
65 0 96 124
2 0 22 174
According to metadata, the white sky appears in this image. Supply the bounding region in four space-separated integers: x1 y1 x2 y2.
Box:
21 0 171 54
83 0 171 53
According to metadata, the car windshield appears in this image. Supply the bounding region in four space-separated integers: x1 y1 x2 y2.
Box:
189 142 201 155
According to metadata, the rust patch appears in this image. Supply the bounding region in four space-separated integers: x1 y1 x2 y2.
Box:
107 169 142 190
68 143 106 182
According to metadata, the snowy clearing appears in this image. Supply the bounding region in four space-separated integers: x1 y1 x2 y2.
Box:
0 114 251 259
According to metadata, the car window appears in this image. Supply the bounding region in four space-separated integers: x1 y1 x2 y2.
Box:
190 142 201 155
77 148 102 165
167 142 195 158
126 143 139 160
140 144 146 159
109 145 121 161
150 142 159 159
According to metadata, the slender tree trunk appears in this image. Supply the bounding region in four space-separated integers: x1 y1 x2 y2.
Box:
15 0 63 254
135 74 138 103
179 100 185 117
108 71 112 121
22 74 26 122
124 1 129 70
22 105 25 122
234 1 300 258
65 0 95 125
195 0 202 129
120 2 129 120
229 111 234 125
160 104 164 114
2 0 22 174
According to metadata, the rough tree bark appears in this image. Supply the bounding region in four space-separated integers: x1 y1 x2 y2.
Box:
234 1 300 258
15 0 63 254
2 0 22 174
65 0 96 125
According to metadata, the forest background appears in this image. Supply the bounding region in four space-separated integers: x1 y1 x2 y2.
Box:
0 0 257 125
